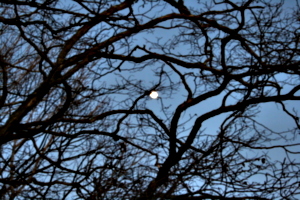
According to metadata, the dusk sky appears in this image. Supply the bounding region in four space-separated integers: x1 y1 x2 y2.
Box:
1 0 299 199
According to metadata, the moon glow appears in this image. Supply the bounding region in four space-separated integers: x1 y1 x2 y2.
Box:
149 91 159 99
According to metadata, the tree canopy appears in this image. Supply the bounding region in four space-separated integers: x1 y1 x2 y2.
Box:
0 0 300 199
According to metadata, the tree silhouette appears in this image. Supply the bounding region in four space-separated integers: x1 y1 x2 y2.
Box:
0 0 299 199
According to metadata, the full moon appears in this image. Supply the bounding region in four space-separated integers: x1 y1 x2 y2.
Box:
149 91 159 99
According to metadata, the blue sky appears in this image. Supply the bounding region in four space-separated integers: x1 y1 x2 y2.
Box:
128 0 300 197
1 0 299 199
